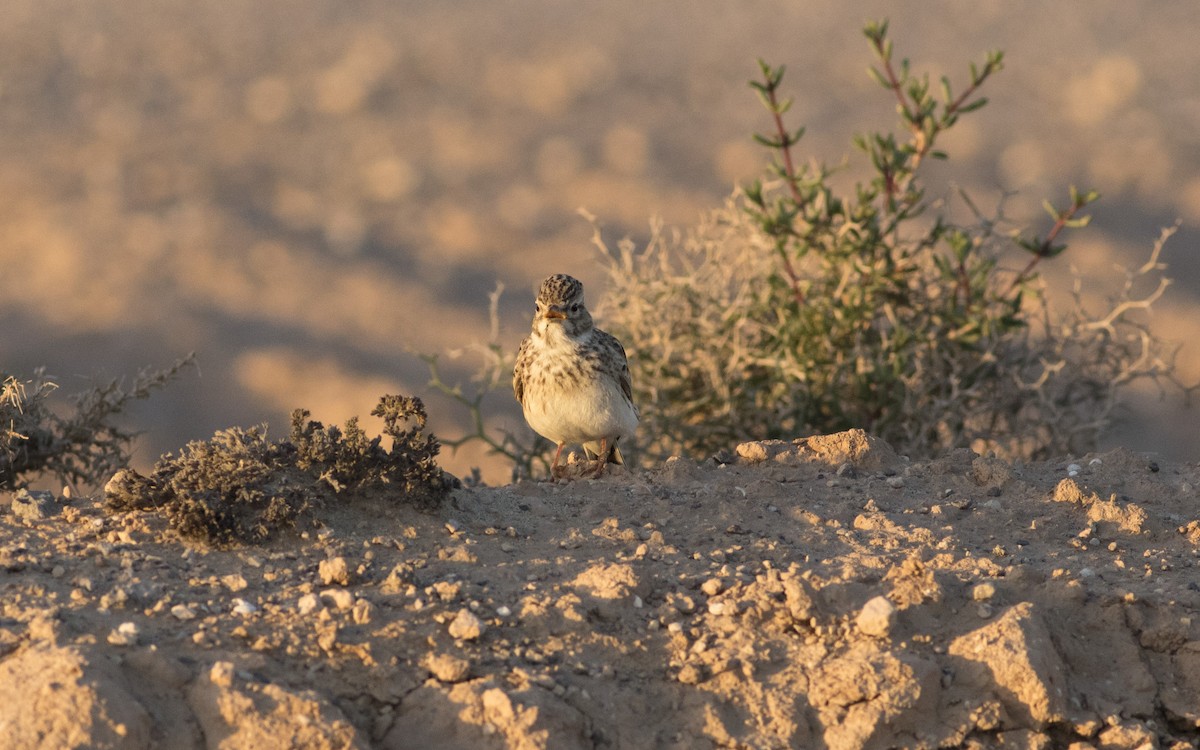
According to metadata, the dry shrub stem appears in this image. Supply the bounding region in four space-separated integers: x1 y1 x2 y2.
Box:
0 355 196 490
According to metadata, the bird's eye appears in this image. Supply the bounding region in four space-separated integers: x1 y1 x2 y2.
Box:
570 304 580 313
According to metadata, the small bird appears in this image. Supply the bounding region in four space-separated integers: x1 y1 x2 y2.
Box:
513 274 638 478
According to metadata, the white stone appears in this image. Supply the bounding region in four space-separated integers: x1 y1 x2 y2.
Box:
856 595 896 638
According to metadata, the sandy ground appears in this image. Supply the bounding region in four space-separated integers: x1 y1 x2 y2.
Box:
3 430 1200 749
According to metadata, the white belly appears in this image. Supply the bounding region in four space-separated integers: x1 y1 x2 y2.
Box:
522 376 637 447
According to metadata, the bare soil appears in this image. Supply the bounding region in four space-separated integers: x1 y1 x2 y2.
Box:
3 430 1200 749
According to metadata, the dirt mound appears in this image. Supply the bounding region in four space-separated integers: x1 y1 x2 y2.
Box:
2 432 1199 748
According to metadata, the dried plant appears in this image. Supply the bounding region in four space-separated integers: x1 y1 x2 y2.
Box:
422 284 552 482
0 356 195 490
106 394 450 546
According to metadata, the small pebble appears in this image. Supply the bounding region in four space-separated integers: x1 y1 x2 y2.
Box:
448 608 486 640
700 578 724 596
231 598 257 616
426 653 470 683
297 593 322 615
1067 463 1082 477
976 603 994 619
10 489 55 521
677 664 703 685
320 588 354 611
971 583 996 601
209 660 236 687
171 604 197 621
318 557 352 586
107 621 140 646
856 595 896 638
351 598 375 624
495 605 512 617
885 476 905 489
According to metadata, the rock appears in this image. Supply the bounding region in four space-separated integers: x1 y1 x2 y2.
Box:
1087 496 1147 534
448 608 486 640
209 660 236 688
222 573 249 592
783 576 819 621
318 556 352 586
10 489 55 521
1097 720 1156 750
948 603 1068 728
1161 640 1200 727
970 456 1013 490
384 681 589 750
171 604 197 620
297 593 322 615
426 653 471 683
972 583 997 601
677 664 703 685
188 662 366 749
320 588 354 611
735 440 790 464
0 642 153 748
808 644 942 749
107 621 141 646
801 430 900 470
856 596 896 638
351 598 375 624
1052 479 1088 504
103 468 160 510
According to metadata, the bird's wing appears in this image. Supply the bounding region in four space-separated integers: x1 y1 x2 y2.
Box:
597 329 635 410
513 336 532 405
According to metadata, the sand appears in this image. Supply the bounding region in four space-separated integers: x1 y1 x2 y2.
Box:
2 430 1199 749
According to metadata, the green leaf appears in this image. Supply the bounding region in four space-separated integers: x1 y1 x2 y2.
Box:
867 66 890 89
957 97 989 114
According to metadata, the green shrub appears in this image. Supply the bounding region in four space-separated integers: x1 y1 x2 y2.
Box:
591 20 1184 461
426 19 1187 475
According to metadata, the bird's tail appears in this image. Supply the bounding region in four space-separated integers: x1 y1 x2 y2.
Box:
583 440 624 465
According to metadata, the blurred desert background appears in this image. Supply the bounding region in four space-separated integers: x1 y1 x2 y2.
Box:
2 0 1197 484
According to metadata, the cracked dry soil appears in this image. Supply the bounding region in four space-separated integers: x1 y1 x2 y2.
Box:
3 430 1200 749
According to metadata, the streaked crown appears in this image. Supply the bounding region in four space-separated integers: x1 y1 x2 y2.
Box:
537 274 585 307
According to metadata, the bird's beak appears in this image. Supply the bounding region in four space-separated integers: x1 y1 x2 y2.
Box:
543 306 567 320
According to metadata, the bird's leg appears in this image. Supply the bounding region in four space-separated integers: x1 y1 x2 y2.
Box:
550 443 567 479
589 438 610 477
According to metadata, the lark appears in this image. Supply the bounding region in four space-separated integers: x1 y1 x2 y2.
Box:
513 274 638 478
